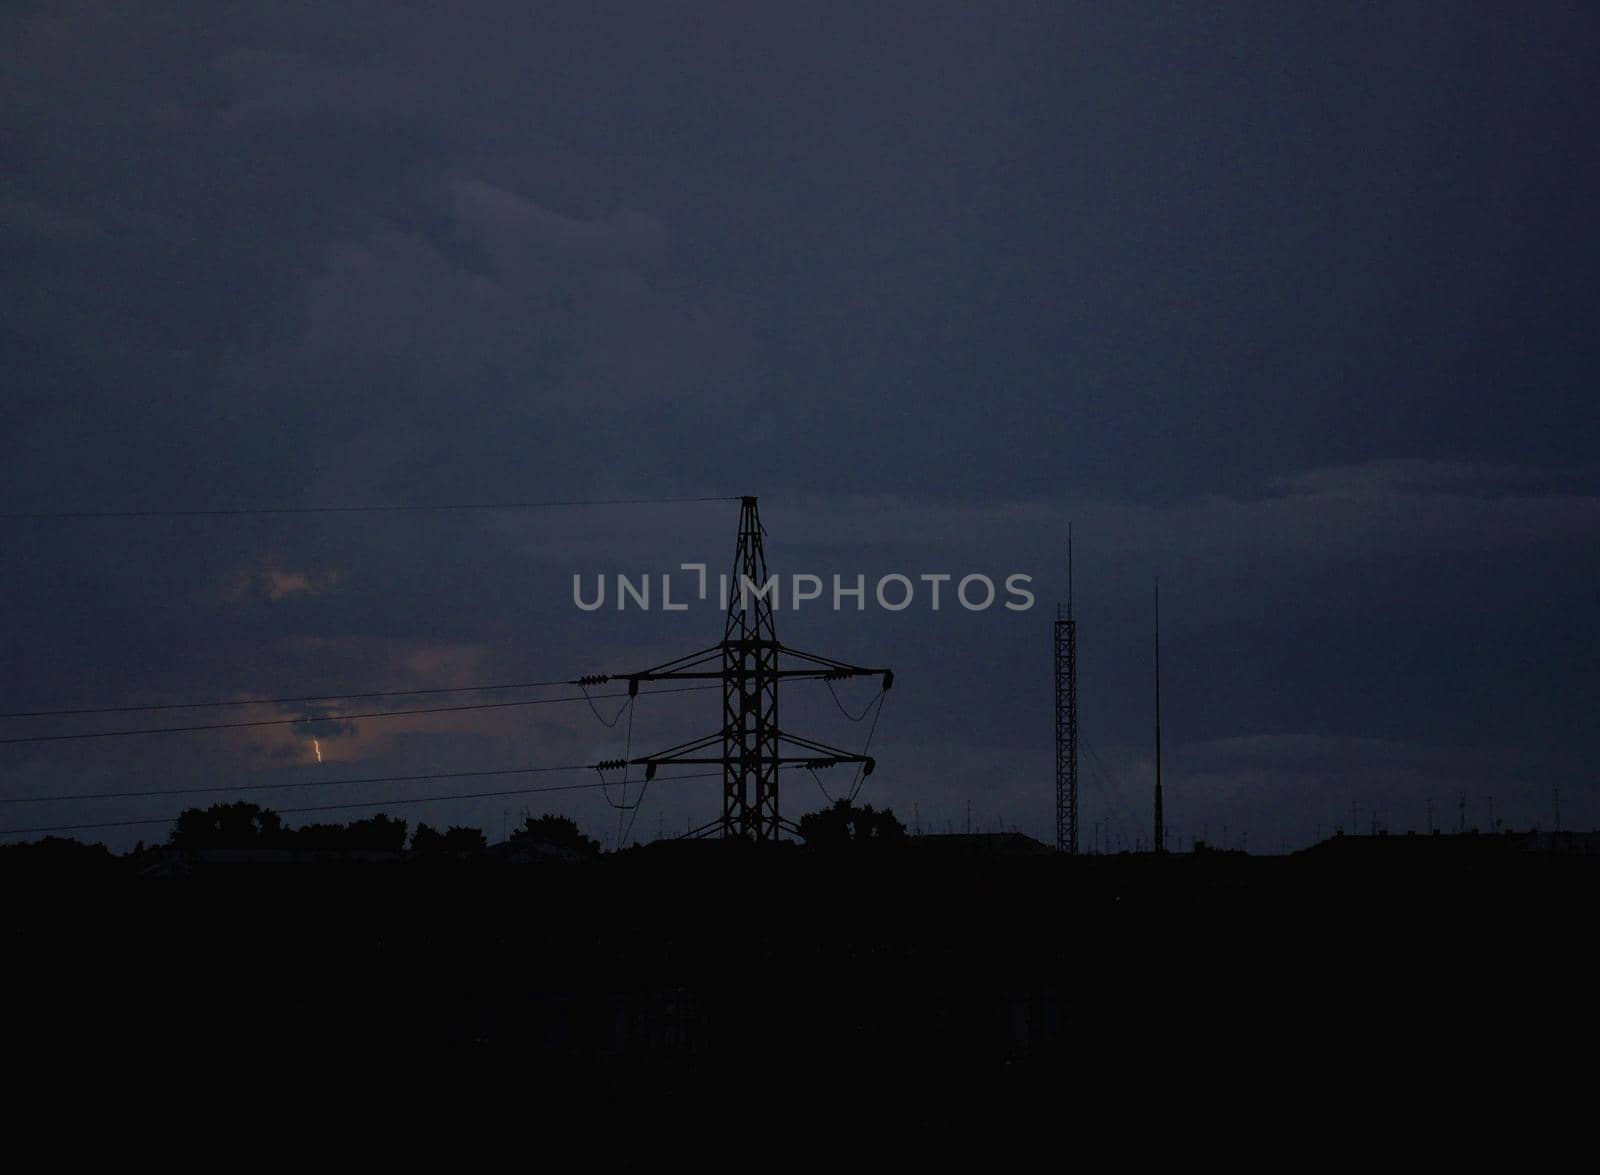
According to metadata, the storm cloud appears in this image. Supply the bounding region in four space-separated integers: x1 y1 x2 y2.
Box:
3 2 1596 848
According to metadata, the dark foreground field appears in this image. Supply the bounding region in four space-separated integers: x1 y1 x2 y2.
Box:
8 838 1595 1079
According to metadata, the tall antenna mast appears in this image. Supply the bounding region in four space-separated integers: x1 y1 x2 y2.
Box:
1054 525 1079 854
1154 574 1165 854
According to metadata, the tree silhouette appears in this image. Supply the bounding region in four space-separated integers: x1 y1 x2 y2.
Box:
412 823 488 855
509 813 600 857
344 813 407 853
411 823 444 853
170 802 283 849
0 836 116 872
285 822 347 851
168 806 409 853
797 799 907 849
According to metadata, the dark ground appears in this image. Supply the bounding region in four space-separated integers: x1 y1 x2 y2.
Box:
7 838 1594 1083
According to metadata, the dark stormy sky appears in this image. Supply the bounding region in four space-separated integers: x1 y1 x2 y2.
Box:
3 2 1597 851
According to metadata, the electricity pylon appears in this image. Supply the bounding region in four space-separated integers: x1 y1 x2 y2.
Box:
585 496 892 841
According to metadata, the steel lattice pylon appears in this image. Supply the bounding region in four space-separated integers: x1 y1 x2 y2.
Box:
1054 528 1078 855
584 497 892 842
1055 608 1078 854
722 497 780 838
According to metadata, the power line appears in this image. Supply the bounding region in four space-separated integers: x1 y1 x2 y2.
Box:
0 677 582 720
1081 735 1133 848
845 690 889 804
1 763 598 804
0 684 718 745
824 679 884 722
0 769 727 838
807 765 841 805
578 687 633 730
0 495 740 522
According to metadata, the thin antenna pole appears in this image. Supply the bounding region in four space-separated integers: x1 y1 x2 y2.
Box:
1154 574 1164 854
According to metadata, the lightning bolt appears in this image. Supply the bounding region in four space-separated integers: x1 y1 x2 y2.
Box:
313 738 323 764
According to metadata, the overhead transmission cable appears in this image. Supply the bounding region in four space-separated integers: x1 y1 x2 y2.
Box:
0 495 740 522
0 684 717 745
0 767 727 839
824 678 884 723
578 685 633 729
1081 735 1134 850
845 690 890 804
0 676 585 721
2 763 608 805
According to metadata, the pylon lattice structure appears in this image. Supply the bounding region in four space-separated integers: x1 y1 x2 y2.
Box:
1055 529 1078 854
584 497 892 841
1055 608 1077 854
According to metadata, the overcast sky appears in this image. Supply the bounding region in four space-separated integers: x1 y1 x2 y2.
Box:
3 2 1596 851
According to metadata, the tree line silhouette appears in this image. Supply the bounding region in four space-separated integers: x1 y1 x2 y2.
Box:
2 797 907 865
161 797 903 854
163 801 604 857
